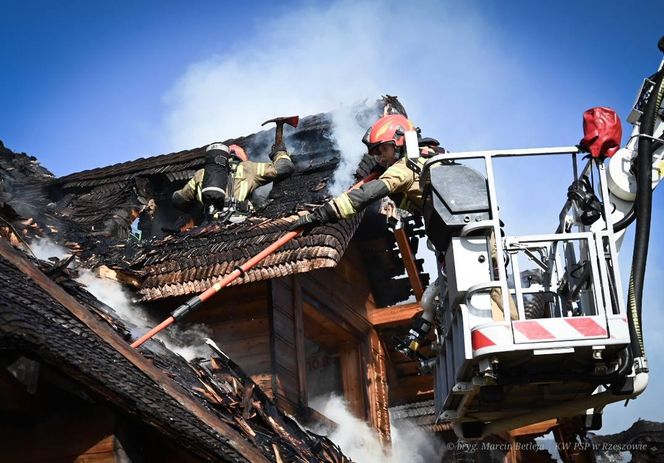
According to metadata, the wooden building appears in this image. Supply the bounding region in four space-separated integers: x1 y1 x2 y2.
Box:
0 99 435 460
7 102 662 462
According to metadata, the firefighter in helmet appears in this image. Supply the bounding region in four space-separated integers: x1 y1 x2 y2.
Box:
172 142 294 228
290 114 441 230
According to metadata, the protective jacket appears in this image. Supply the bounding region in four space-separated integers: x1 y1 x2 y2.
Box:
327 155 428 220
173 150 294 212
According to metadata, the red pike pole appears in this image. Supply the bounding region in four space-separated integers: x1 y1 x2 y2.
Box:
131 172 379 348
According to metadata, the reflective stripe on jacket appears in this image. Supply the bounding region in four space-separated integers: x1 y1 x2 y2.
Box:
175 150 293 204
329 156 427 219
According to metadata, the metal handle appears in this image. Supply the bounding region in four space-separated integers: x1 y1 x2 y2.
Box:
464 282 502 316
460 220 497 237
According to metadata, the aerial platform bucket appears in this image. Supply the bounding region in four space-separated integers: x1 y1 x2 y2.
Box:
421 147 640 438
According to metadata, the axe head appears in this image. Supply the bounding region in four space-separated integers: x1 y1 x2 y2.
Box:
261 115 299 129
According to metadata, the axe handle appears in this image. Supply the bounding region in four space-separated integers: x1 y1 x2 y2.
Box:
274 124 284 146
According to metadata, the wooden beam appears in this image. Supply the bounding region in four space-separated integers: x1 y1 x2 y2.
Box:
509 419 558 437
95 265 142 288
368 302 422 328
292 275 307 407
393 228 424 300
340 345 365 420
300 272 373 336
303 302 356 346
364 329 391 444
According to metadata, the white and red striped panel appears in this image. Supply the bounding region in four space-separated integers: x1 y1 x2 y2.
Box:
471 324 512 353
607 316 630 340
470 316 630 355
512 316 608 343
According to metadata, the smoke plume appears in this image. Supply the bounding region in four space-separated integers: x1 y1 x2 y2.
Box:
76 269 210 360
327 103 380 195
161 1 542 192
311 394 444 463
31 238 70 261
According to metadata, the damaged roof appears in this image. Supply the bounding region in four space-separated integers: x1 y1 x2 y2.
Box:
0 239 349 462
60 109 379 301
0 97 424 306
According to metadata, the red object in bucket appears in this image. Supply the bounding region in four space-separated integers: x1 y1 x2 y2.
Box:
580 107 622 159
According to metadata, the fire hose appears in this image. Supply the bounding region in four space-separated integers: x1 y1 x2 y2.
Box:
131 171 380 348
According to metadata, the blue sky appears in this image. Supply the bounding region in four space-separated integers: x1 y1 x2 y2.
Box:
2 0 664 436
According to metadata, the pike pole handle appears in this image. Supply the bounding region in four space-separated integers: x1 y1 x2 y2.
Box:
131 171 379 349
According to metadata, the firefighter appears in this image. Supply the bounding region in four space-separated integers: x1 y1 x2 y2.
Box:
172 142 294 227
290 114 517 352
289 114 438 230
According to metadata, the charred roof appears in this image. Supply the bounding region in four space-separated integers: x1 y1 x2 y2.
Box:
2 96 426 307
0 239 349 462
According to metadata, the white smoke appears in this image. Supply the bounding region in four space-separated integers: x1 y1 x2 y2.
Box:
327 103 378 195
76 269 210 360
160 0 606 227
311 395 443 463
161 1 561 191
163 1 384 150
31 238 70 261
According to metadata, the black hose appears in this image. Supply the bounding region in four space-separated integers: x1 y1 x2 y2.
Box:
613 205 636 232
628 67 664 359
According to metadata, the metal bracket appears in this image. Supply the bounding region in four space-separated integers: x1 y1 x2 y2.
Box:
405 130 422 174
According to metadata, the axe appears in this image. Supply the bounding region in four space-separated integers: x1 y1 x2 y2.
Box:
261 115 299 147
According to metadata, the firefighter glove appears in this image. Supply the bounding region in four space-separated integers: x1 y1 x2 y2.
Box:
270 143 288 160
288 203 336 232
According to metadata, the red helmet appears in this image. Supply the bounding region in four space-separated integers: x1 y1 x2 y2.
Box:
362 114 415 153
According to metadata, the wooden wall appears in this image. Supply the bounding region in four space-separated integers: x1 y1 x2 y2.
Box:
177 242 392 440
0 359 202 463
183 281 273 396
299 243 391 442
270 275 306 414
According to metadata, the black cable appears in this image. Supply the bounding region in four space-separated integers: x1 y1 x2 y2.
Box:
613 205 636 232
628 67 664 359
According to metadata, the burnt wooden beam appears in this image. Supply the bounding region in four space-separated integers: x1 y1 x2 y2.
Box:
368 302 422 328
0 239 269 463
393 228 424 300
364 329 391 445
95 265 142 288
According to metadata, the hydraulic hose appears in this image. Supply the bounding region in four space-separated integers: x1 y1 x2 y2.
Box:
613 205 636 232
627 68 664 360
